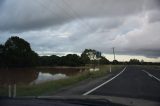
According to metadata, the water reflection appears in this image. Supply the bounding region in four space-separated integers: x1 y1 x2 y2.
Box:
0 67 85 86
89 68 99 72
31 72 68 84
0 69 38 86
38 67 85 76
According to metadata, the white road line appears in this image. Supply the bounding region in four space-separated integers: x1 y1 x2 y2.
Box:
141 70 160 82
82 66 127 96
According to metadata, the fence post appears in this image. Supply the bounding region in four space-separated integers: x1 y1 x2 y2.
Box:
13 84 16 98
110 65 111 72
8 85 11 98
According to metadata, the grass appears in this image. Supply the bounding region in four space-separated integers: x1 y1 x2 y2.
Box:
0 65 124 97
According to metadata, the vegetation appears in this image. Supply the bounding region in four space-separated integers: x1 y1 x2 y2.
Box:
0 37 111 68
0 36 38 67
100 56 110 64
39 54 84 67
127 59 160 65
0 65 124 96
0 44 5 67
112 60 119 64
0 36 159 68
129 59 141 65
39 55 60 66
80 49 110 65
0 36 159 97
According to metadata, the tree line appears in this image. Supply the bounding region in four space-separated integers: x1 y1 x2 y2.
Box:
0 36 159 68
0 36 38 67
0 36 110 68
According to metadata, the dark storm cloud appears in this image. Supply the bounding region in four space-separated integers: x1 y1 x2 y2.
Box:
0 0 5 5
0 0 147 32
148 10 160 23
0 1 76 33
0 0 160 60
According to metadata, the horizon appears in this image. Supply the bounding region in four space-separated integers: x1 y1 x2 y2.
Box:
37 50 160 62
0 0 160 62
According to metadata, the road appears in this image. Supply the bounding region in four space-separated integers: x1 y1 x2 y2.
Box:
85 66 160 101
2 66 160 106
51 65 160 102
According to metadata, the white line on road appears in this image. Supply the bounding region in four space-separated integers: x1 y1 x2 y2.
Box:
82 66 127 96
141 70 160 82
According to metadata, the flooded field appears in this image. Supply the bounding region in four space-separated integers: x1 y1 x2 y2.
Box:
0 67 86 86
0 65 122 96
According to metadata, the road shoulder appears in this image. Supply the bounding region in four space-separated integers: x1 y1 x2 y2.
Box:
43 69 122 96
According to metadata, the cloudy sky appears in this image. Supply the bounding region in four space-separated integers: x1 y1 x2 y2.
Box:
0 0 160 62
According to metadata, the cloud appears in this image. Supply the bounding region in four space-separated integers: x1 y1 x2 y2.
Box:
0 0 5 5
0 0 157 32
148 10 160 23
111 17 160 58
0 0 160 60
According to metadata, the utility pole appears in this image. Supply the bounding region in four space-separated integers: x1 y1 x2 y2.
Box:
112 47 116 60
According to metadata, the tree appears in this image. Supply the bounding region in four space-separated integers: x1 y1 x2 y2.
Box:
112 60 119 64
50 55 61 66
129 59 140 65
81 49 101 64
39 55 60 66
0 44 5 67
81 49 92 64
100 56 110 64
140 59 144 65
4 36 38 67
59 54 83 66
38 54 84 67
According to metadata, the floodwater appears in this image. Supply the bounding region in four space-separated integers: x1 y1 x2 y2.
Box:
0 67 86 86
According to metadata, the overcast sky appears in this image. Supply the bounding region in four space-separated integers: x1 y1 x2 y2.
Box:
0 0 160 62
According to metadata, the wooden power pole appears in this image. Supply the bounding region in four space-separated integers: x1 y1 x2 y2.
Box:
112 47 115 60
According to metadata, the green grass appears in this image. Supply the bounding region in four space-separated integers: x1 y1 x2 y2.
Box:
0 87 8 96
0 65 124 96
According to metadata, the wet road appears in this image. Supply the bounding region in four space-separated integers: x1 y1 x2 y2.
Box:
87 66 160 101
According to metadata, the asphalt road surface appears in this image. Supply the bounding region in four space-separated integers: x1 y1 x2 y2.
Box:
2 66 159 106
86 66 160 101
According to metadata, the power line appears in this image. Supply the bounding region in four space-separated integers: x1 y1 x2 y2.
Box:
61 0 94 31
34 0 75 28
34 0 93 31
34 0 62 19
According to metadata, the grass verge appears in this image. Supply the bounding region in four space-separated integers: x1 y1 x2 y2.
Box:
0 65 124 96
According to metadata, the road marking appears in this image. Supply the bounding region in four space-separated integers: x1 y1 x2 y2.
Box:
82 66 127 95
142 70 160 82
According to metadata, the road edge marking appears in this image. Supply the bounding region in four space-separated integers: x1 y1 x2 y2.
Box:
82 66 127 96
141 70 160 82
